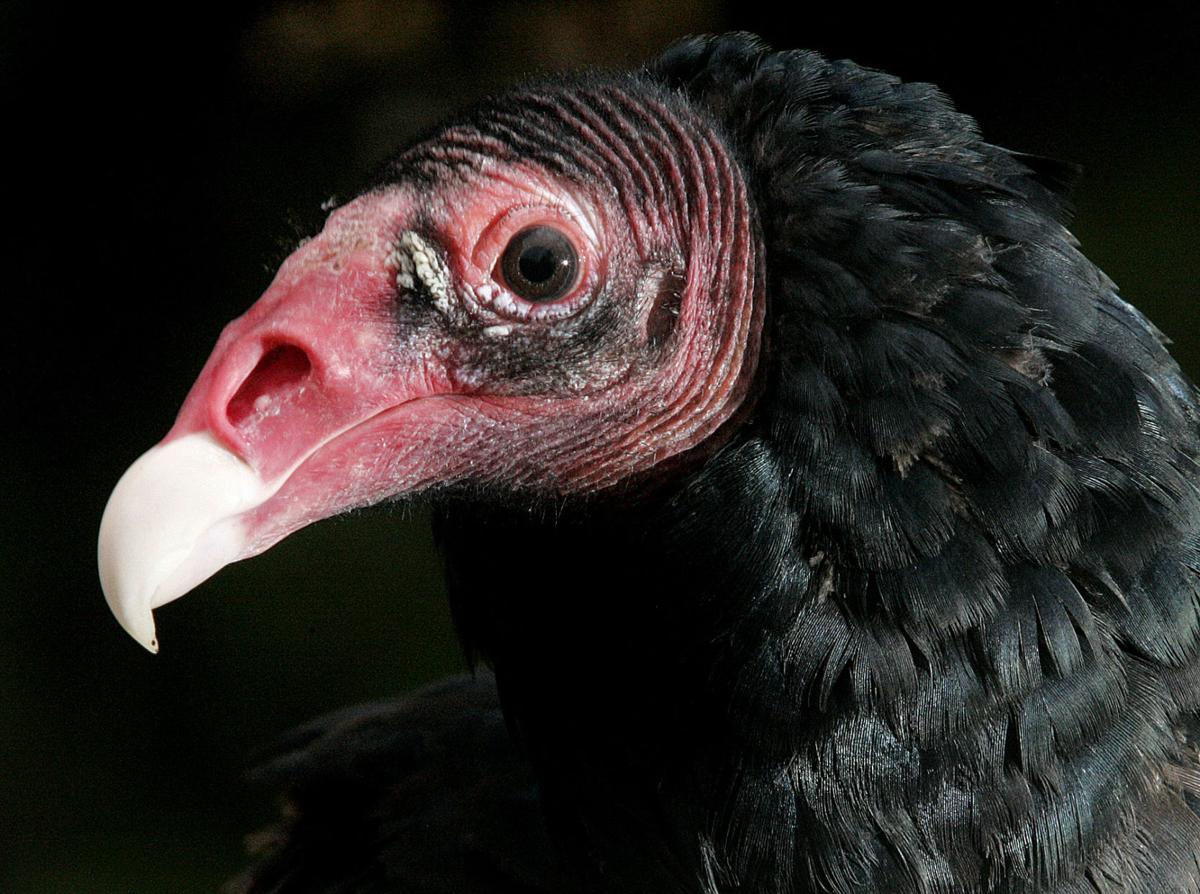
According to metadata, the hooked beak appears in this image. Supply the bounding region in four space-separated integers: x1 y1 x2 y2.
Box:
98 191 459 652
98 433 272 652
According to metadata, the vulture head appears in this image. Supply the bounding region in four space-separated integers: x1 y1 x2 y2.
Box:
100 54 763 654
98 34 1200 894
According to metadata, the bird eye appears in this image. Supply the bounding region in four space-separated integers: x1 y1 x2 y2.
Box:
498 226 579 303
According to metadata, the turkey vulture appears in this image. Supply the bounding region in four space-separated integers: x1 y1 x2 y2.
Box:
99 34 1200 893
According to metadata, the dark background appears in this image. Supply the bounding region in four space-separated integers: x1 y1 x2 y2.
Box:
5 2 1198 890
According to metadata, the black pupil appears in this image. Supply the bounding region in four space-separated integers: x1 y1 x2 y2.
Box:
518 244 559 284
500 226 577 302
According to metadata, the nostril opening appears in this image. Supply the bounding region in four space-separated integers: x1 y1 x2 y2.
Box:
227 343 313 428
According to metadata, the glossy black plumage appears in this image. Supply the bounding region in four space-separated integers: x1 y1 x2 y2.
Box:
240 35 1200 893
233 675 567 893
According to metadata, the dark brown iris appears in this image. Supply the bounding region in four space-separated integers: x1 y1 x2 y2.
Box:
499 226 578 302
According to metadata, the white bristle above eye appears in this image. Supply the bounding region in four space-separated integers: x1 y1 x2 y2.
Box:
391 231 455 317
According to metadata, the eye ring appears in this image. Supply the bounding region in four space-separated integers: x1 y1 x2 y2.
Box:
497 226 579 303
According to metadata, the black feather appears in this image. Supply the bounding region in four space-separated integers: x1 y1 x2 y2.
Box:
241 34 1200 893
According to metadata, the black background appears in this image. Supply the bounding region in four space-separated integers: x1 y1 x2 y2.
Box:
5 2 1199 889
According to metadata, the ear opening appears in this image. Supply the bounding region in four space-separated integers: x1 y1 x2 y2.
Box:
642 266 686 352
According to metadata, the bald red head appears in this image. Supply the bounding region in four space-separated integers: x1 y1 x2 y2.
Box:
99 77 764 650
